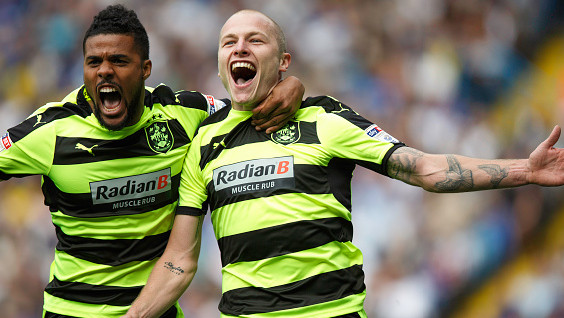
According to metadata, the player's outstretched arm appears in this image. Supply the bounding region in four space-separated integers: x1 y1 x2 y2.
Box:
251 76 305 134
121 215 204 318
387 126 564 192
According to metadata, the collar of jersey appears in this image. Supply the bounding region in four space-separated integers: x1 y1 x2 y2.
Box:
229 108 253 121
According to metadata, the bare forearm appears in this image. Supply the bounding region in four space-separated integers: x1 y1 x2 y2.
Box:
388 147 530 192
126 256 197 318
124 215 203 318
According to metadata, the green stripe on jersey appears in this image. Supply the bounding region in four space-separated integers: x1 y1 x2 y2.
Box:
211 193 351 239
51 206 174 239
222 241 363 292
44 292 130 318
51 250 156 287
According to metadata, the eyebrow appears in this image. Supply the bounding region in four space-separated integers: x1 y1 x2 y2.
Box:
221 31 267 41
85 54 130 60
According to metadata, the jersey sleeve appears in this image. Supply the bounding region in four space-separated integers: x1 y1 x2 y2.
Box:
0 114 55 180
317 104 404 177
202 95 230 116
176 133 208 216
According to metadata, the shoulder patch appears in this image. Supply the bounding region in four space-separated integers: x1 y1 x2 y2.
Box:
204 95 227 115
1 133 13 152
365 124 399 143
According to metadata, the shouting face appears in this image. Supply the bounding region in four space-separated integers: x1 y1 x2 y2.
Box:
83 34 151 130
218 10 291 110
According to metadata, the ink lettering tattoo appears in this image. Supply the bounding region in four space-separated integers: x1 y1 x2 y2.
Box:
435 155 473 191
478 164 508 188
388 147 424 182
164 262 185 275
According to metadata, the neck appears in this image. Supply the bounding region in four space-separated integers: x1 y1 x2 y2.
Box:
232 102 259 111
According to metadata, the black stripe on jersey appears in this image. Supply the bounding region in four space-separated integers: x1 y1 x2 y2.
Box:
54 225 169 266
199 120 320 170
327 157 355 211
52 119 190 165
45 275 141 306
197 104 231 129
218 265 366 315
0 171 32 180
170 89 209 113
301 96 377 130
42 173 180 218
208 164 330 211
8 102 91 143
176 206 207 216
332 106 374 130
218 217 353 266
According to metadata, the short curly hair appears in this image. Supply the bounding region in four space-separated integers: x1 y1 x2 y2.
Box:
83 4 149 60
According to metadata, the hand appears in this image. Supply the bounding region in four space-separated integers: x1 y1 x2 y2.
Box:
528 125 564 186
251 76 304 134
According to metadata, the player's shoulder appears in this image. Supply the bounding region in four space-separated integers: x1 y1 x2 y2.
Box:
31 86 91 120
301 95 349 113
147 84 204 112
197 104 231 129
148 84 229 115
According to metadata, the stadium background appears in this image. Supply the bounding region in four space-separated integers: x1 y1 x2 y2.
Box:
0 0 563 317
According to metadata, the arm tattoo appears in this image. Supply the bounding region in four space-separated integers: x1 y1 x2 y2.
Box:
478 164 508 188
164 262 185 275
435 155 474 192
388 147 423 182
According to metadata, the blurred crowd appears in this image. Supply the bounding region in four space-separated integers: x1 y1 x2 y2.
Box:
1 0 563 317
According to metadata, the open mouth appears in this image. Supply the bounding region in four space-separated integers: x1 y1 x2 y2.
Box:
99 86 122 113
231 62 256 85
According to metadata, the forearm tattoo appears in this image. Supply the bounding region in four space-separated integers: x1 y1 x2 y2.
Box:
388 147 423 182
435 155 473 191
478 164 508 188
164 262 185 275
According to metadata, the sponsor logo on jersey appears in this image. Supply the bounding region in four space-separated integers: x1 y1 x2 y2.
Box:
213 156 294 195
33 114 47 127
145 121 173 153
365 124 399 143
271 122 300 145
90 168 172 209
75 143 98 156
1 133 12 152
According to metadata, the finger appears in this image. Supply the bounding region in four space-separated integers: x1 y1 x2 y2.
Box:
253 96 277 119
252 108 290 126
260 114 292 134
543 125 561 149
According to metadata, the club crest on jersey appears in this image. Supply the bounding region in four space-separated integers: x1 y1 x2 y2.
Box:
1 133 12 152
271 121 299 145
145 121 173 153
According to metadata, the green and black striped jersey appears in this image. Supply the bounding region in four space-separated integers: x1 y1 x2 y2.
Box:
177 96 405 317
0 84 227 317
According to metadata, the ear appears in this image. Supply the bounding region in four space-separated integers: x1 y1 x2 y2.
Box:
279 52 291 72
142 59 152 80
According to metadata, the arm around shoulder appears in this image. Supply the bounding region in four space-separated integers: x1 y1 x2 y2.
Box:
251 76 305 133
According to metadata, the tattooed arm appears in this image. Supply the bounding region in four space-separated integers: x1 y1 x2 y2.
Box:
122 215 204 318
387 126 564 192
